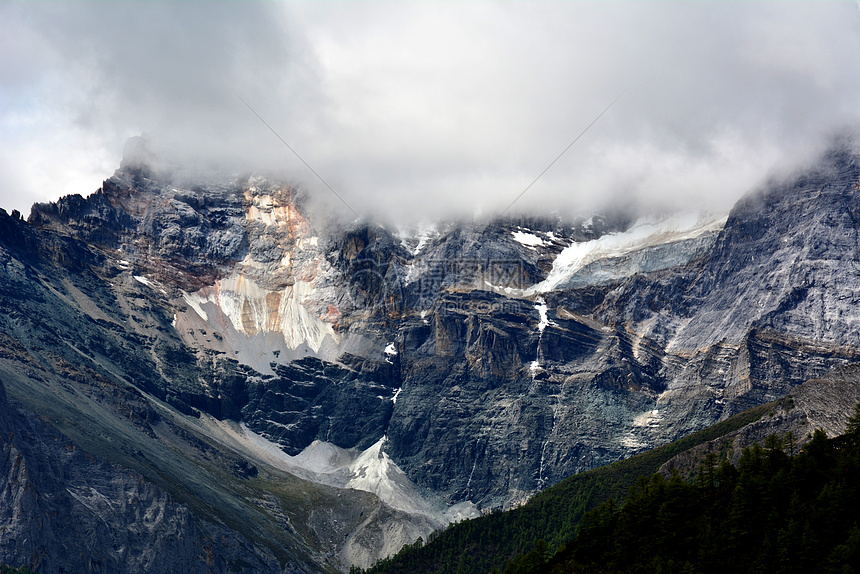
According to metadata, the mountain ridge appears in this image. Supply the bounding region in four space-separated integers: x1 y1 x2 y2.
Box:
0 136 858 570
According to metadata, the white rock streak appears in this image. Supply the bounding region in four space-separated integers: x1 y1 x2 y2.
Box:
174 185 340 353
185 276 337 352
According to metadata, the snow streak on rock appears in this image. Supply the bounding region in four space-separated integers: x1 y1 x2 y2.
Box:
531 213 726 293
511 230 548 248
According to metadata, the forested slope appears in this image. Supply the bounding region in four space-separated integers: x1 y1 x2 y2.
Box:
520 421 860 573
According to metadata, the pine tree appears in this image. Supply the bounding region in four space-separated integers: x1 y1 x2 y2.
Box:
846 402 860 440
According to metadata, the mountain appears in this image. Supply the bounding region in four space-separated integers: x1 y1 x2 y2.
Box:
0 135 858 571
361 363 860 574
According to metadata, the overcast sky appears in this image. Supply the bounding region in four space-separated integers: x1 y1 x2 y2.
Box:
2 1 860 222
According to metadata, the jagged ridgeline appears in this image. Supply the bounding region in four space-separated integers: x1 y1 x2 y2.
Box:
0 136 859 572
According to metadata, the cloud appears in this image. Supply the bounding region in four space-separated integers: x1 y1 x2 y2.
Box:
1 2 859 222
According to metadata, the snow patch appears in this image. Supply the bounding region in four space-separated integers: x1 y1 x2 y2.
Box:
530 298 554 377
395 222 440 261
535 298 553 333
512 230 547 247
384 342 398 364
182 293 209 321
133 275 166 295
523 212 727 294
396 222 439 256
133 275 153 288
391 387 403 404
411 225 436 255
583 216 594 231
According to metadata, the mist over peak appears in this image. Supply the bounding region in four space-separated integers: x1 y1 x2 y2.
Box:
2 2 860 223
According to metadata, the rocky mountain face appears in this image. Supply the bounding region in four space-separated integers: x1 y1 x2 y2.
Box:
0 376 281 573
0 135 859 571
592 144 860 443
658 363 860 479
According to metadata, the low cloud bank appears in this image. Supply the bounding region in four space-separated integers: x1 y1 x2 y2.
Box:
2 2 859 221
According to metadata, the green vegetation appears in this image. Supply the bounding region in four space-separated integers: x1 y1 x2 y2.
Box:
0 565 35 574
361 400 777 574
526 425 860 573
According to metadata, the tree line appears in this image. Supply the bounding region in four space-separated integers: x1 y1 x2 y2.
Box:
510 406 860 573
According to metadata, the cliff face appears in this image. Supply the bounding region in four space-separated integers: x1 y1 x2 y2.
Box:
0 197 456 572
587 144 860 453
598 145 860 351
1 136 859 569
381 142 860 506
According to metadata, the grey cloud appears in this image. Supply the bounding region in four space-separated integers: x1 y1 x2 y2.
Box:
1 2 859 222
